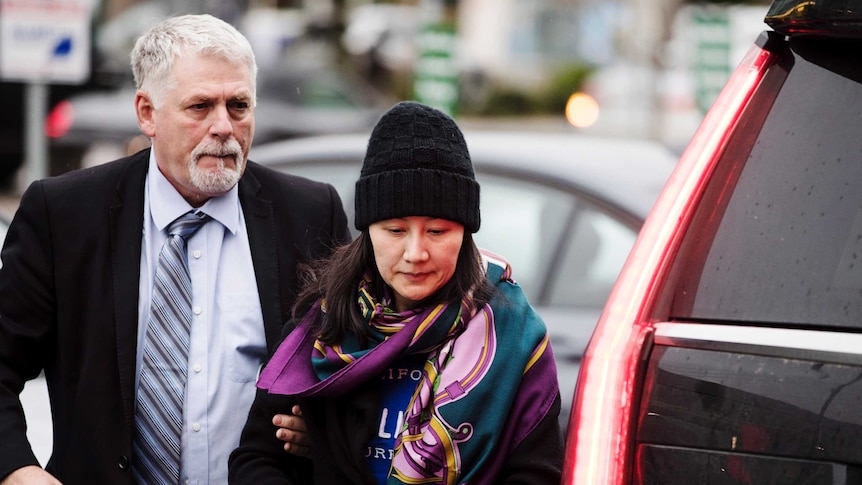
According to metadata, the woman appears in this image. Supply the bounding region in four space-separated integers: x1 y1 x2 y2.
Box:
229 101 562 484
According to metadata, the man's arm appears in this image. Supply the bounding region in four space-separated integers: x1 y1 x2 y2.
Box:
0 182 56 478
229 390 312 484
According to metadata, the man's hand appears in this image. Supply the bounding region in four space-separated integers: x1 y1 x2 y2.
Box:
1 465 62 485
273 404 310 458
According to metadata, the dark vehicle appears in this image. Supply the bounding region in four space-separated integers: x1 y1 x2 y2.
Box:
248 131 678 430
563 1 862 483
45 67 387 172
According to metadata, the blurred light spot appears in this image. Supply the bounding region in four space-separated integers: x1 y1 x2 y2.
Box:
565 92 599 128
45 100 73 138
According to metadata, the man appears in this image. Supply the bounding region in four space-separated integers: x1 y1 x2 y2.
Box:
0 14 349 484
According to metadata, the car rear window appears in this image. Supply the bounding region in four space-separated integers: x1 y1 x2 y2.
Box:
666 37 862 330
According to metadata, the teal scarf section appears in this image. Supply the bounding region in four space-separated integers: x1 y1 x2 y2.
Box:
257 251 558 484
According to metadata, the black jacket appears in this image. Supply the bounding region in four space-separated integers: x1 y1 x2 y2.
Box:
0 150 350 484
229 354 563 484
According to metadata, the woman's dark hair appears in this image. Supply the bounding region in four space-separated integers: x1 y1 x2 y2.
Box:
292 231 495 345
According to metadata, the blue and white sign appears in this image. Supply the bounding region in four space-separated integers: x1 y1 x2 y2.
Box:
0 0 93 84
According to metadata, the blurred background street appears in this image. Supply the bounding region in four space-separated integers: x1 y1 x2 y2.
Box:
3 0 774 468
1 0 772 196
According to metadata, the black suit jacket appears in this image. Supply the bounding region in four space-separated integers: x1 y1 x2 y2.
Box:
0 149 350 484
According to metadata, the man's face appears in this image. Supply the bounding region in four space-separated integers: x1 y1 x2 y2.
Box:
135 53 255 206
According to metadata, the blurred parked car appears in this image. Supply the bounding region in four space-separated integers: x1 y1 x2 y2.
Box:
248 131 678 428
563 0 862 483
45 66 388 172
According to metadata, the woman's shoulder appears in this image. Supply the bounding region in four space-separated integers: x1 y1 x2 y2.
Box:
478 248 549 335
479 248 513 284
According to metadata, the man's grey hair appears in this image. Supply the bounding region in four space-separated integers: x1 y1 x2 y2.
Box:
130 14 257 108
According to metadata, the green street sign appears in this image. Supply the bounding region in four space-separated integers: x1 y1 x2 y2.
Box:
414 22 459 116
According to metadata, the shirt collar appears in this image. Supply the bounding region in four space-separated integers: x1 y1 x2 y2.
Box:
147 150 241 235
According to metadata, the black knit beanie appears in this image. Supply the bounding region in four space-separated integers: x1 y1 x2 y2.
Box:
355 101 480 232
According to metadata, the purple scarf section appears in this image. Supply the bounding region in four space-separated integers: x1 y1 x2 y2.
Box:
256 301 448 397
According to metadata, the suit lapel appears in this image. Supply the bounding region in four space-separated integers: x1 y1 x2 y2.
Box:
237 167 284 351
109 152 148 431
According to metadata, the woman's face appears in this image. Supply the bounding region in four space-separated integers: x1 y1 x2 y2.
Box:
369 216 465 313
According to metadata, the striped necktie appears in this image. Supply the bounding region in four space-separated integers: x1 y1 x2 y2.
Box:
133 210 209 484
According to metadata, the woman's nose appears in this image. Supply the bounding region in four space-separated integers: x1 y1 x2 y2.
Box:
403 234 429 262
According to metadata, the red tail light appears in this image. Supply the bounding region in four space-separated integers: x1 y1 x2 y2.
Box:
45 100 73 138
561 41 777 484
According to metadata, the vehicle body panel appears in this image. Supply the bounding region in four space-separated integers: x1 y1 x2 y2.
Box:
564 15 862 485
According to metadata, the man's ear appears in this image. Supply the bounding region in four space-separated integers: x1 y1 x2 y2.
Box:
135 91 156 137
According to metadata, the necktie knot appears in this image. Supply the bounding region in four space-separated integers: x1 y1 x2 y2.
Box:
168 210 210 240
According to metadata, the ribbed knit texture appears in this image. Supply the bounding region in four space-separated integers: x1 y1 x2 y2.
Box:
355 101 480 232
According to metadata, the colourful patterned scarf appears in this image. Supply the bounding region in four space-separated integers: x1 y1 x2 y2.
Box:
257 252 558 484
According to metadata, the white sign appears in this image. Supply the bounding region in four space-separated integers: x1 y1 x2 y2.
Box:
0 0 92 84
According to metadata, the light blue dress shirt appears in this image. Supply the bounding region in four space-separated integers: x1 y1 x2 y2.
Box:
137 153 267 484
